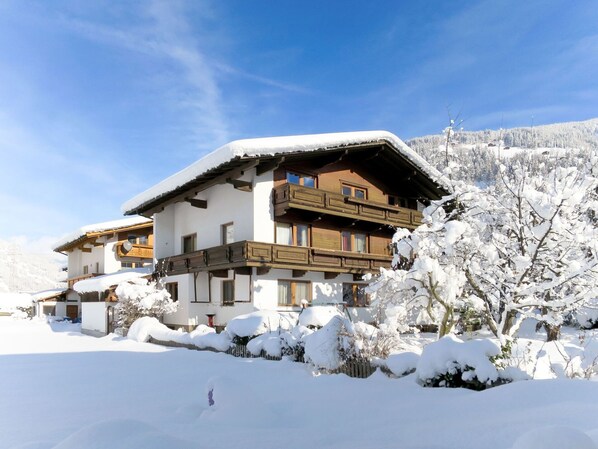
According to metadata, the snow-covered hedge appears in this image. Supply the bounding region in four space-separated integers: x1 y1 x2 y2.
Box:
224 310 296 341
127 317 232 352
415 335 512 390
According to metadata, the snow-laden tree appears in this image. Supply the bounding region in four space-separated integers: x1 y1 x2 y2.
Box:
369 177 483 338
114 278 178 333
370 155 598 344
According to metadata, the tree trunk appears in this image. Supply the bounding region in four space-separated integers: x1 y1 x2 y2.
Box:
500 310 518 337
438 307 454 338
545 323 560 342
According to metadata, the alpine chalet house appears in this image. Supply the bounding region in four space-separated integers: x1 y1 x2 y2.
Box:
53 217 153 334
122 131 448 330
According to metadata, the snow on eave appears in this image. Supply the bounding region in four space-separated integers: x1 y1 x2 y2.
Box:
53 216 153 253
121 130 451 215
31 288 68 302
73 268 152 294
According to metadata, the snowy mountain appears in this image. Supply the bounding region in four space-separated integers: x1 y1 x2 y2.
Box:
407 118 598 185
0 239 66 293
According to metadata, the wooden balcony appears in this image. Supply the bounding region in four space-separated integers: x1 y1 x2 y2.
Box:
156 241 392 277
66 273 102 288
273 183 423 229
116 242 153 259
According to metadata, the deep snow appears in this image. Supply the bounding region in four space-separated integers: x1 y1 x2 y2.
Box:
2 317 598 449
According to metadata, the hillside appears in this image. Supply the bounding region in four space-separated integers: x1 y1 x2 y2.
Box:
407 118 598 185
0 239 66 293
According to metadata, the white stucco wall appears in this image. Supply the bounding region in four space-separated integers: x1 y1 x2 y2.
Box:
154 168 266 259
154 207 175 260
103 237 122 274
81 302 109 335
67 234 125 278
252 170 275 243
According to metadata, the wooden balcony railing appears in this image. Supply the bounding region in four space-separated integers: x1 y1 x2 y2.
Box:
116 242 153 259
156 241 392 277
67 273 102 288
273 183 423 229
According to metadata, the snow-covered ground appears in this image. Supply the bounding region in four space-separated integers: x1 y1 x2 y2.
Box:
2 317 598 449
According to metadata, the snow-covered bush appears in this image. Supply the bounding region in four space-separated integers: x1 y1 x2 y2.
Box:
384 352 419 377
225 310 296 344
303 316 402 370
415 335 512 390
298 306 343 328
114 278 178 334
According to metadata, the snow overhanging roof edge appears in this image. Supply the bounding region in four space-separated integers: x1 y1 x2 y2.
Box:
122 130 452 216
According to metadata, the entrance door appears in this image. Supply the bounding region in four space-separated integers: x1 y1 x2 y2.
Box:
66 305 78 320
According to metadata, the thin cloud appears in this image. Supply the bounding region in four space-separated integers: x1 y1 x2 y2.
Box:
62 1 230 146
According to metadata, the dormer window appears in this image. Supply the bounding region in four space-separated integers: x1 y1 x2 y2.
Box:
342 184 366 199
286 171 315 188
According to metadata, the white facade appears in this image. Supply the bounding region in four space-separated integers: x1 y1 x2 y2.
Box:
66 236 123 278
154 169 272 259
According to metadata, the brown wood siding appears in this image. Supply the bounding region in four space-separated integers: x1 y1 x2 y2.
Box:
318 163 386 203
370 235 392 255
311 226 341 251
274 160 400 205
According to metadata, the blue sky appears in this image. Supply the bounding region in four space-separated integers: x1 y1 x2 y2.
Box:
0 0 596 252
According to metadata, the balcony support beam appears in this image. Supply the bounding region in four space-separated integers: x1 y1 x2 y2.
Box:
186 199 208 209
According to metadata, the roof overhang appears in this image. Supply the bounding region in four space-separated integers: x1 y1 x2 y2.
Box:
123 135 450 217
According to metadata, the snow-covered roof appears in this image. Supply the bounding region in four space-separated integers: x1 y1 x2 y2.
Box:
122 131 450 215
73 268 152 293
53 216 152 252
31 288 68 302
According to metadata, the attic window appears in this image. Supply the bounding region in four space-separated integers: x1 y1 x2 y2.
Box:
286 171 315 188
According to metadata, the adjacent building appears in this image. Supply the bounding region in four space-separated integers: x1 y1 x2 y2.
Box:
123 131 448 330
53 217 153 334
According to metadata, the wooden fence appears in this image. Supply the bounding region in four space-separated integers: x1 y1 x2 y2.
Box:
148 338 377 379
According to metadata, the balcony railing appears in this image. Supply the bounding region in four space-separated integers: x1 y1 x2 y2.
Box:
156 241 392 277
273 182 423 229
116 242 153 259
66 273 102 288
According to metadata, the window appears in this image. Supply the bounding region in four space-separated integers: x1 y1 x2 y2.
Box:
343 283 370 307
127 234 149 245
286 171 316 187
222 223 234 245
95 262 100 273
122 261 145 269
341 184 367 199
275 222 309 247
222 280 234 305
165 282 178 302
83 265 89 275
388 195 407 208
182 234 196 254
341 231 367 253
278 280 311 306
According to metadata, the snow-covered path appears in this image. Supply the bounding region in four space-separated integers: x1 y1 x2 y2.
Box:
2 318 598 449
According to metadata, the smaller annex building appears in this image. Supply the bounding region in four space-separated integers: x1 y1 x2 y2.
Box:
53 217 153 335
123 130 448 331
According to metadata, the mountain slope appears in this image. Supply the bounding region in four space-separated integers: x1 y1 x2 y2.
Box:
407 118 598 185
0 239 66 293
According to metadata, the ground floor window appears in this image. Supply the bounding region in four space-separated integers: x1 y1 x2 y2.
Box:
278 280 311 306
222 280 234 306
343 283 370 307
165 282 178 302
